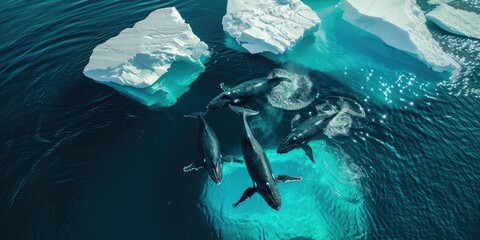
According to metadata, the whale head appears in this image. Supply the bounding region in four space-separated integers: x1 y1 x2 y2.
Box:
261 183 282 210
277 134 302 154
207 161 223 184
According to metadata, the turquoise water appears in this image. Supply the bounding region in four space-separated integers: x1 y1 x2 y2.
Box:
0 0 479 239
202 141 366 239
104 60 207 107
271 1 453 107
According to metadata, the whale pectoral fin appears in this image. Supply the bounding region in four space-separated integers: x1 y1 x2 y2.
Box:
301 144 315 163
276 175 302 183
233 187 256 208
183 161 204 172
229 105 259 116
223 155 244 163
220 83 230 91
291 114 301 129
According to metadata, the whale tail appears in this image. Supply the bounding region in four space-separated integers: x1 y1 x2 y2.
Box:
229 105 259 117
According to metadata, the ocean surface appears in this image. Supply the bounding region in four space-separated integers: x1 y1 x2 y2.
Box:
1 0 479 239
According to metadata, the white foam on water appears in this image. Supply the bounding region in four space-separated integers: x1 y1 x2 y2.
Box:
267 68 315 110
316 101 340 115
319 144 365 203
318 97 366 139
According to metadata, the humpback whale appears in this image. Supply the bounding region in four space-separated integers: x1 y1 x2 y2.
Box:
207 75 286 110
183 112 242 184
277 112 337 163
229 105 302 210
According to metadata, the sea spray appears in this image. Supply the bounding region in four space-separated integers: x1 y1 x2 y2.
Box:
267 66 315 110
317 97 366 139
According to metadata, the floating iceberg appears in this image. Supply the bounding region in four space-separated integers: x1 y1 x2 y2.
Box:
200 140 367 239
222 0 320 54
83 7 209 107
339 0 458 74
427 4 480 40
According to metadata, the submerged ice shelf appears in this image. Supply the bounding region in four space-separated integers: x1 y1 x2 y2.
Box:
224 0 460 106
83 7 209 107
200 141 366 239
222 0 320 54
427 4 480 40
339 0 458 74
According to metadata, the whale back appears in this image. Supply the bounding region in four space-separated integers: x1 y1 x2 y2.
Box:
185 112 221 163
229 105 276 186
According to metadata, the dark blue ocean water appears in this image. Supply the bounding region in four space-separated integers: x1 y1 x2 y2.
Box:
0 0 479 239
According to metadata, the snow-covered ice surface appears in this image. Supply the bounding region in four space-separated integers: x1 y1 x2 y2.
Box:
83 7 209 107
222 0 320 54
339 0 458 74
427 4 480 39
200 140 367 239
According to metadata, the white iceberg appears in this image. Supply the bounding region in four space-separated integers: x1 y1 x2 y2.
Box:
222 0 320 54
339 0 458 74
83 7 210 107
427 4 480 40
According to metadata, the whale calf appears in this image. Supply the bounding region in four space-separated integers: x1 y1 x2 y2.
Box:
183 112 242 184
207 75 286 110
277 112 337 163
229 105 301 210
